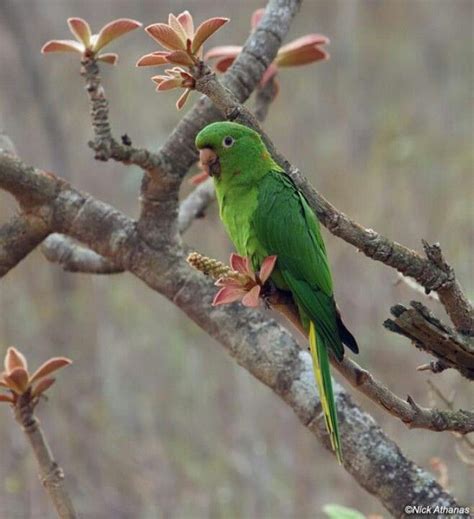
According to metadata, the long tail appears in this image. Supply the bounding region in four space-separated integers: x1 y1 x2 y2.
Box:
308 321 343 464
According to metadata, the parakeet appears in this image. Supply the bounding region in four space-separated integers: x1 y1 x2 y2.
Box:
195 121 358 463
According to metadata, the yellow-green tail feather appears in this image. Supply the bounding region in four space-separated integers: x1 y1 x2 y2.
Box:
309 321 343 464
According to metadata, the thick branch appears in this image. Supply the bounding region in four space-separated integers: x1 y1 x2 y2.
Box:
169 261 461 516
0 213 50 278
1 0 468 511
178 178 215 234
42 234 123 274
385 302 474 380
0 153 60 208
0 152 462 513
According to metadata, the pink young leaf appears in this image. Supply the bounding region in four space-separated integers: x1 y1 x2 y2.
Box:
5 368 29 394
230 253 252 276
260 63 279 86
258 255 277 284
155 78 183 91
168 13 188 42
67 17 92 47
191 17 229 54
204 45 242 61
242 285 262 307
176 88 192 110
214 56 236 73
0 394 14 403
151 75 168 84
136 52 170 67
215 277 245 288
41 40 84 54
146 23 186 51
166 50 195 67
177 11 194 38
251 8 265 29
32 377 56 397
276 46 328 67
4 347 27 372
93 19 142 52
212 286 246 306
29 357 72 384
278 34 329 54
97 53 119 65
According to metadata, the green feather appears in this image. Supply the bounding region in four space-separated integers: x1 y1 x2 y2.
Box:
195 121 355 462
309 322 343 463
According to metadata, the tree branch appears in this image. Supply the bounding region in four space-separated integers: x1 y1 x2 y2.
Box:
169 260 462 515
385 302 474 380
75 0 303 252
0 213 50 278
254 77 280 121
0 151 462 513
14 392 77 518
337 357 474 434
1 0 470 513
191 52 473 338
81 57 165 174
178 178 215 234
188 252 474 434
42 234 123 274
422 240 473 335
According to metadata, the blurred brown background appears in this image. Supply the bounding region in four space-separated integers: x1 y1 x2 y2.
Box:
0 1 472 517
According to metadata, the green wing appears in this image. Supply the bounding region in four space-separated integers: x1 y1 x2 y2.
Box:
252 171 343 360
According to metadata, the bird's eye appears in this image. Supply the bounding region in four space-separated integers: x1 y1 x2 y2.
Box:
222 136 235 148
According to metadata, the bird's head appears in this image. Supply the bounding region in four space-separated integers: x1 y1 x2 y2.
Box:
195 122 276 183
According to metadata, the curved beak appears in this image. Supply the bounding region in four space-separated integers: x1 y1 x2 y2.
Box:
199 148 221 178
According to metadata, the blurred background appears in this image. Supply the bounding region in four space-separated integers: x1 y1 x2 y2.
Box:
0 0 472 517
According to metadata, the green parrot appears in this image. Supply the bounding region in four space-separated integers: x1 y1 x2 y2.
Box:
195 121 358 463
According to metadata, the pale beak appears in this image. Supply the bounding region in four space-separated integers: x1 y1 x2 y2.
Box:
199 148 221 178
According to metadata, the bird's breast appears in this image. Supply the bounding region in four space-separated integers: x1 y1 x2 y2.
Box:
218 188 259 258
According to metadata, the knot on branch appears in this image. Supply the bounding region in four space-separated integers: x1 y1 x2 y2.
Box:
40 462 65 489
422 240 455 291
384 301 474 379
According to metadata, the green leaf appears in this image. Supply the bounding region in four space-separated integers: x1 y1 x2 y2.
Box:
323 504 366 519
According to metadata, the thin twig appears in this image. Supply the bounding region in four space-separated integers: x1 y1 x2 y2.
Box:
14 391 77 518
81 57 164 174
395 272 440 302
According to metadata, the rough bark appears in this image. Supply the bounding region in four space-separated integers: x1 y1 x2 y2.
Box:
0 213 50 277
385 302 474 380
14 392 77 519
192 64 473 339
42 234 123 274
0 0 471 515
0 153 464 515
